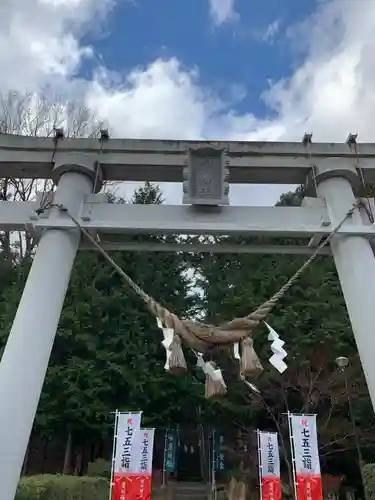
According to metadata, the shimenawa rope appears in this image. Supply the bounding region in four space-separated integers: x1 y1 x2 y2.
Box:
50 199 359 342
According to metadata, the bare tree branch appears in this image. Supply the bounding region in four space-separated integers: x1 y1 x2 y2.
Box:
0 89 107 260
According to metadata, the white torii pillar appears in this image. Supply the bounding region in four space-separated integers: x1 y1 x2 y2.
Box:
0 160 100 500
314 158 375 409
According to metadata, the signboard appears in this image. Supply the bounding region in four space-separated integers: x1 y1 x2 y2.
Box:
258 431 281 500
163 429 178 473
183 147 229 206
212 429 225 472
289 415 322 500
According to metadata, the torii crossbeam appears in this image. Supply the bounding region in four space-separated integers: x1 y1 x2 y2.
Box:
0 133 375 499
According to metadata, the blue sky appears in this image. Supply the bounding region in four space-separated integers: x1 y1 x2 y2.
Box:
2 0 375 204
84 0 317 120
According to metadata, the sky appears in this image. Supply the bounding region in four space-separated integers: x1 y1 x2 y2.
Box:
1 0 375 204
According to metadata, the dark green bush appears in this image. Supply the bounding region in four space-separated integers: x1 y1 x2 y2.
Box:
363 463 375 500
16 475 109 500
87 458 111 479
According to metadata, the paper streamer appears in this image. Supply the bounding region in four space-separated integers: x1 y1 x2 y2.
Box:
157 318 174 371
264 322 288 374
196 353 227 388
233 342 240 361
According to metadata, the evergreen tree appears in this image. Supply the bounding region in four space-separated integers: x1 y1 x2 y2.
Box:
195 188 375 485
0 183 206 472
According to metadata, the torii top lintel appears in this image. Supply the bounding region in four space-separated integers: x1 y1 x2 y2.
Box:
1 133 375 184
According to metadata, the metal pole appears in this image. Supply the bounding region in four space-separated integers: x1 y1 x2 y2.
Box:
287 413 298 500
0 167 94 500
109 410 119 500
342 373 368 499
257 430 263 500
316 161 375 411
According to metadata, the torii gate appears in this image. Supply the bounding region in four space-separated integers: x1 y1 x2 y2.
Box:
0 132 374 499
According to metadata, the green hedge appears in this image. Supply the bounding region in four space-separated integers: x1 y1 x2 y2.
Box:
87 458 111 479
16 475 109 500
363 463 375 500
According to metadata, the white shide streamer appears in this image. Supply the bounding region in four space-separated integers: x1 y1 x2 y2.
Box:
157 317 174 371
264 322 288 374
196 353 227 388
233 342 240 361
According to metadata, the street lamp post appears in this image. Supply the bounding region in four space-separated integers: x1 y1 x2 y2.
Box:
335 357 367 499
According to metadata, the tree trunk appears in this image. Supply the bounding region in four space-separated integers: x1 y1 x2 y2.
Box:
41 439 49 473
2 231 11 259
281 444 295 496
93 442 100 461
228 477 246 500
81 441 90 475
22 441 30 476
63 432 73 474
74 448 83 476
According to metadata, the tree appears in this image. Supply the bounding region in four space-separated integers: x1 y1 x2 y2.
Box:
194 187 373 491
232 350 372 493
12 182 206 473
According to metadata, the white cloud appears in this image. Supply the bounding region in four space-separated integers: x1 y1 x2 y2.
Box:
0 0 112 92
261 19 281 43
1 0 375 205
262 0 375 143
85 60 221 139
208 0 238 26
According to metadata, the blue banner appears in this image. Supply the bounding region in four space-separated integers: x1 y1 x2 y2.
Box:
163 429 178 472
212 429 225 472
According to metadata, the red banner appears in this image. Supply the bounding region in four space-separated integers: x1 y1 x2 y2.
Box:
296 475 323 500
289 415 323 500
258 431 281 500
111 425 155 500
112 473 152 500
261 477 282 500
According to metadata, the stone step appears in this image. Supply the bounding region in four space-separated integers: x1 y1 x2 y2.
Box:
174 482 208 488
173 493 208 500
175 487 209 493
174 481 207 484
174 487 209 494
173 481 211 500
174 494 208 500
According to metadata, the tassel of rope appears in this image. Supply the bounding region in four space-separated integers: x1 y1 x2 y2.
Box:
240 337 264 377
204 361 227 398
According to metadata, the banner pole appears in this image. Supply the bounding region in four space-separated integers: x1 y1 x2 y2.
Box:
287 412 298 500
257 430 263 500
109 409 119 500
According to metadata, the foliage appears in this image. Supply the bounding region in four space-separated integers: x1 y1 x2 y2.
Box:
40 183 204 441
87 459 111 479
0 181 208 472
15 475 108 500
194 187 374 490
